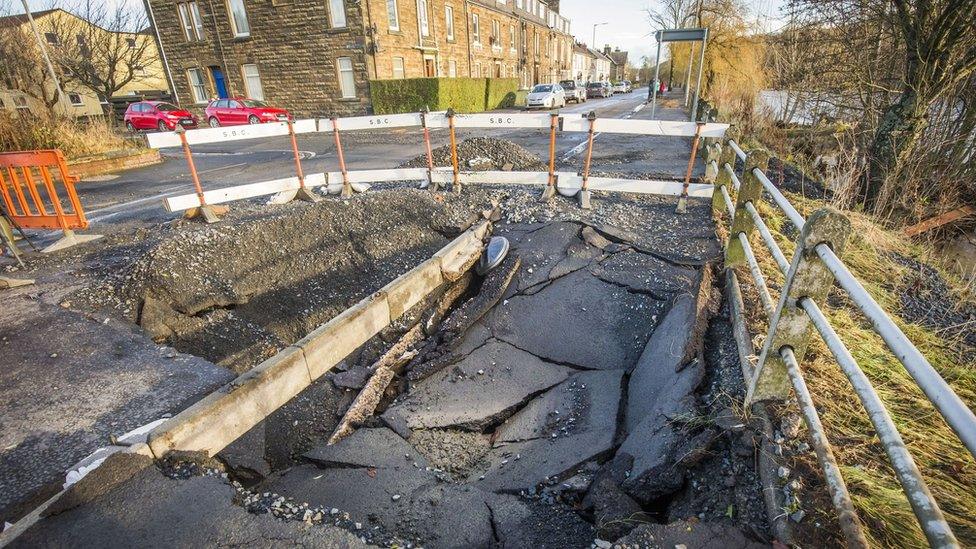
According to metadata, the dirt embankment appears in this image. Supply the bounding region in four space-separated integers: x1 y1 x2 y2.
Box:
74 191 482 372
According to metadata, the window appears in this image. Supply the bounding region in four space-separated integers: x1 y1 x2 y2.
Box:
134 65 146 76
177 2 204 41
491 19 499 47
445 6 454 41
516 0 523 8
241 64 264 100
187 68 207 103
472 13 480 44
386 0 399 30
417 0 429 37
448 59 457 77
44 32 59 45
126 37 136 49
392 57 405 79
14 96 29 109
68 93 83 106
329 0 346 28
534 33 539 55
509 24 514 49
227 0 250 37
337 57 355 98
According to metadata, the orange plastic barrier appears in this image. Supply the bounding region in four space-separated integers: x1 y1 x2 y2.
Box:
0 149 101 252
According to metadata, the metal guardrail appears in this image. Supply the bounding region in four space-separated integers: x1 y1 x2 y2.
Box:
713 138 973 548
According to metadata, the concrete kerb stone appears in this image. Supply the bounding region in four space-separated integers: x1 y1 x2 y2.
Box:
295 292 392 380
147 345 313 457
381 258 444 321
435 220 489 281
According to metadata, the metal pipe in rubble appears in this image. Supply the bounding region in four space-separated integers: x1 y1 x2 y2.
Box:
421 110 436 190
547 113 558 187
177 127 206 207
331 116 351 198
676 121 704 213
448 109 460 192
287 120 306 188
580 111 597 190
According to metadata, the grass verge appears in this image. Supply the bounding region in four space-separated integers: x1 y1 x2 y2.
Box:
725 192 976 548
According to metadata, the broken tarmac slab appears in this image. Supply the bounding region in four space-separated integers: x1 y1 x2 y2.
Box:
486 269 666 371
384 339 573 431
590 250 700 298
9 462 368 548
617 519 767 548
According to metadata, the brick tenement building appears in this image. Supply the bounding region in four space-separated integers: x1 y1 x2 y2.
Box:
146 0 575 117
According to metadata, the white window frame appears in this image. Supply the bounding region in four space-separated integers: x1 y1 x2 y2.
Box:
392 57 405 79
448 59 457 77
337 57 356 99
491 19 500 49
329 0 347 28
226 0 250 37
241 63 264 100
509 24 515 51
445 5 454 41
472 13 480 45
187 68 207 104
386 0 399 31
417 0 429 37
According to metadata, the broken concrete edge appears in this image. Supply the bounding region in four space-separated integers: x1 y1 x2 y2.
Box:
144 221 489 460
0 443 154 548
724 269 795 545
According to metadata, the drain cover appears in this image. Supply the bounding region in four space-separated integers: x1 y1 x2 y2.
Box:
477 236 510 275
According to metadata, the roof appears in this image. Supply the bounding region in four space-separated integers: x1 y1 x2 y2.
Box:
0 8 58 28
608 50 628 66
588 48 612 62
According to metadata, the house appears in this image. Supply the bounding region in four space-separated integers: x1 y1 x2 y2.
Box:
590 47 611 82
0 8 168 117
604 45 628 82
145 0 576 117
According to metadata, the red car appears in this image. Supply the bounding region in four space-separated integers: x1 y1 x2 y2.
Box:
124 101 198 132
204 98 292 127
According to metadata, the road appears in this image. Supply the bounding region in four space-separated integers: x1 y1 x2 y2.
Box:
73 89 697 228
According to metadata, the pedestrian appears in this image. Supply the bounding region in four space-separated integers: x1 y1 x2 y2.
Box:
659 80 666 95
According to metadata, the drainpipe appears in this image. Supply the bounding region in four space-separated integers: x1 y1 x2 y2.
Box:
142 0 180 105
206 0 233 97
464 0 473 77
363 0 378 79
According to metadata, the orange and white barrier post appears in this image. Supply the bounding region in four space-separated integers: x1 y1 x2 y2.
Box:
578 111 598 209
677 121 705 213
330 116 352 198
0 149 103 252
540 113 559 202
447 109 460 193
288 120 320 203
175 126 224 223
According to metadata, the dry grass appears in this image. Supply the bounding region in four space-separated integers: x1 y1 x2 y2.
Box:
723 192 976 548
0 111 139 159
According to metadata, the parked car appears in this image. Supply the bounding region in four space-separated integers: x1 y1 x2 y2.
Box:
525 84 567 109
124 101 198 132
586 81 611 99
204 98 292 127
621 80 633 92
612 82 628 94
558 80 586 103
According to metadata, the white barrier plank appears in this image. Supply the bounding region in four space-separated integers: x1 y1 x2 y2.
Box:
586 177 713 197
162 172 326 212
451 113 553 129
147 119 316 149
560 117 728 137
320 113 424 132
327 168 430 183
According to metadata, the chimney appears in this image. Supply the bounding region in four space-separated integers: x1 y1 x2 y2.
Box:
603 45 611 55
546 0 560 12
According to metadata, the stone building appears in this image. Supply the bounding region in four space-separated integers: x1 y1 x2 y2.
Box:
604 45 629 82
146 0 575 117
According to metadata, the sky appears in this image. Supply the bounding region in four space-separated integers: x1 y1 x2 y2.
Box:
559 0 787 64
13 0 785 65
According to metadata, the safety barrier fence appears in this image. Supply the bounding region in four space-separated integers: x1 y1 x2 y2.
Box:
146 110 729 221
709 134 975 548
0 150 102 253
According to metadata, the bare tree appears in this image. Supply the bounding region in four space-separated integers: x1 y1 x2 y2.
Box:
47 0 159 114
646 0 695 87
0 3 74 115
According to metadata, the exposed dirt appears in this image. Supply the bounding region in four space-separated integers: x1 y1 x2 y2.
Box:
400 136 547 171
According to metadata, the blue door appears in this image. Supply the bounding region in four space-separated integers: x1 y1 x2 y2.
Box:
211 67 228 99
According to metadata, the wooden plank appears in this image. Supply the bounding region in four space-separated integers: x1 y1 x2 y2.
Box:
904 206 976 237
147 119 316 149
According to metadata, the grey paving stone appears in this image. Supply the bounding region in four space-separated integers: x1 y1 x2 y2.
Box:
383 340 572 431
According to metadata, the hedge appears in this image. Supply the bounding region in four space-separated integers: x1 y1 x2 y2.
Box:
370 77 521 114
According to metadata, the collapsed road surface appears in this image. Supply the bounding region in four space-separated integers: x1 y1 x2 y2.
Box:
6 186 773 548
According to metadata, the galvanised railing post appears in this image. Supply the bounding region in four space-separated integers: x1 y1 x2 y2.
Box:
724 149 770 267
747 207 852 404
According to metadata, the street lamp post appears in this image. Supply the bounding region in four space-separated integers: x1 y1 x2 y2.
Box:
592 22 608 50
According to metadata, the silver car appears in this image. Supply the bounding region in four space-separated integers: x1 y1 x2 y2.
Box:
525 84 567 109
